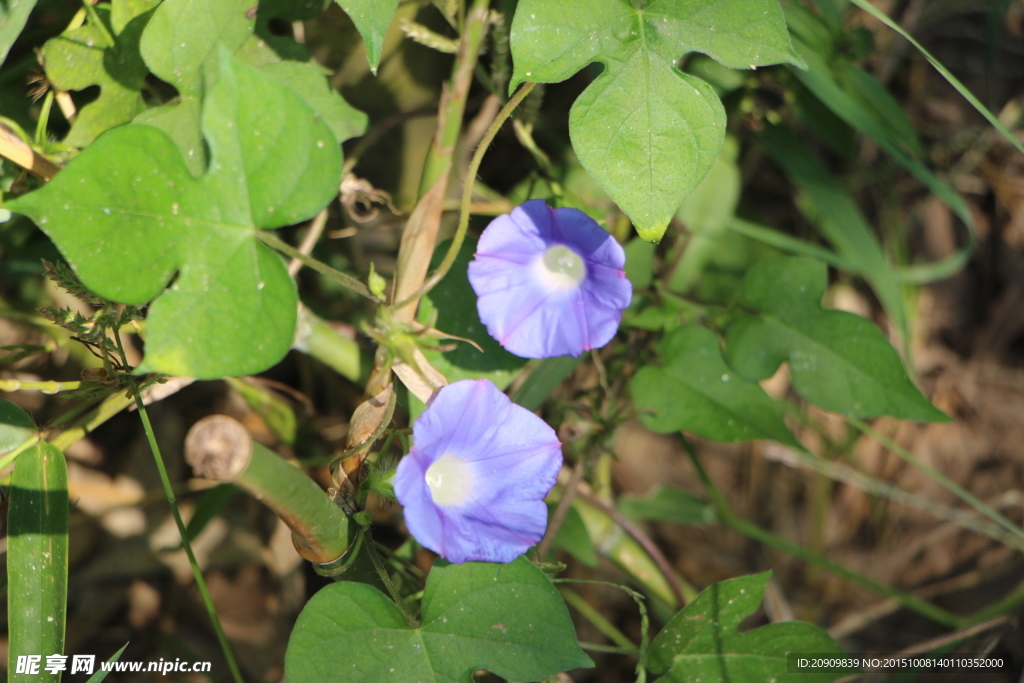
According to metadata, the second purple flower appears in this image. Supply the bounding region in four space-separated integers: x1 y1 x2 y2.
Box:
468 199 632 359
393 379 562 563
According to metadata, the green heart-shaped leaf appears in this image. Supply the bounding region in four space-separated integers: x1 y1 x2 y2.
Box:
9 52 341 378
137 0 255 172
727 257 948 421
649 572 849 682
0 0 37 68
510 0 803 241
42 0 158 147
285 557 592 682
631 325 797 444
137 0 365 173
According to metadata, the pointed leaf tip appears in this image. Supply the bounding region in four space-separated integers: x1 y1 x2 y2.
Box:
511 0 801 241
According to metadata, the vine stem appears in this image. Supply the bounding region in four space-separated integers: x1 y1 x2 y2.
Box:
762 441 1024 551
848 416 1024 546
0 121 61 180
287 207 329 277
255 230 376 300
364 529 418 627
555 578 650 680
537 455 586 558
389 81 537 312
341 107 435 176
678 434 966 629
0 379 81 393
571 483 688 609
81 0 115 48
559 588 637 650
389 0 492 323
113 336 244 683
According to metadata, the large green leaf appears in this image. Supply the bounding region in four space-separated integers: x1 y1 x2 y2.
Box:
649 572 848 683
9 52 341 378
42 0 158 147
418 239 527 389
137 0 365 173
237 0 332 65
631 325 798 444
137 0 254 171
726 257 947 422
0 0 37 68
333 0 399 72
140 0 251 96
510 0 803 242
259 61 367 144
284 557 592 682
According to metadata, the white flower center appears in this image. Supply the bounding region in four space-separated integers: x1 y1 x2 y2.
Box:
424 453 473 507
536 244 586 290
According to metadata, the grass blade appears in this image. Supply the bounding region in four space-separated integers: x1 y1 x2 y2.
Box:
8 442 69 683
847 0 1024 156
761 126 909 343
84 643 129 683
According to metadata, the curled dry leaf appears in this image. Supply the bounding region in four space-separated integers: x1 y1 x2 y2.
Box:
334 383 397 494
392 348 448 404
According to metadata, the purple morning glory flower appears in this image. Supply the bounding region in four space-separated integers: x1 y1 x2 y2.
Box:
393 379 562 564
468 199 632 359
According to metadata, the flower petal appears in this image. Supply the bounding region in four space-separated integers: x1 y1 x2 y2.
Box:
393 379 563 564
469 199 631 359
476 209 548 256
441 498 549 563
394 455 447 556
